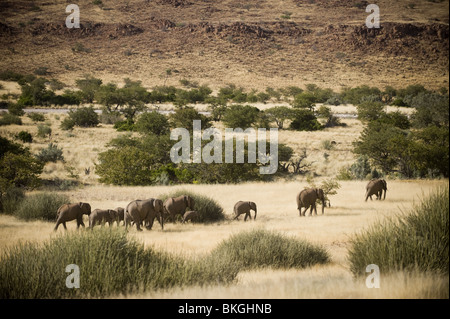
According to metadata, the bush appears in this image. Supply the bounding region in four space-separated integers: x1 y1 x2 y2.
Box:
0 113 22 126
15 131 32 143
160 189 225 223
7 103 24 116
27 112 45 122
209 229 330 270
169 107 211 132
289 109 322 131
37 124 52 138
60 117 75 131
35 143 64 163
0 187 25 215
348 186 449 276
14 192 69 221
0 229 238 298
113 120 134 131
134 111 169 136
68 106 99 127
222 104 260 128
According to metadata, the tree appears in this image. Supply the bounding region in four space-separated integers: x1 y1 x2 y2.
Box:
75 75 102 103
289 109 322 131
0 137 43 199
222 104 259 128
292 91 316 110
169 107 212 132
265 106 295 129
134 111 169 136
68 106 99 127
356 101 385 122
409 92 449 128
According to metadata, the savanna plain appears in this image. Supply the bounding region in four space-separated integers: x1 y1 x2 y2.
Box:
0 111 447 299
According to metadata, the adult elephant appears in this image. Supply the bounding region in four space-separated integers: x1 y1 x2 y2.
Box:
365 179 387 201
89 209 118 229
54 202 91 231
233 201 257 221
125 199 164 231
296 188 325 216
163 195 195 223
114 207 125 226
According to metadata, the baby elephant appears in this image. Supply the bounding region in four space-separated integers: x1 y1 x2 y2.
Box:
182 210 198 223
233 201 257 221
89 209 118 229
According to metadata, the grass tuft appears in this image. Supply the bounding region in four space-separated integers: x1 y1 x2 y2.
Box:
348 186 449 276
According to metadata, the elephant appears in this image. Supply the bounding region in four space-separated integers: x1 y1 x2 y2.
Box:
365 179 387 201
125 198 164 231
113 207 125 226
89 209 118 229
163 195 195 223
182 210 198 223
54 202 91 231
233 201 257 221
296 188 325 216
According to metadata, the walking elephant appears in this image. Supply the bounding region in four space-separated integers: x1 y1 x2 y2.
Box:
54 202 91 231
233 201 257 221
89 209 118 229
365 179 387 201
296 188 325 216
125 199 164 231
113 207 125 226
182 210 198 223
163 195 195 223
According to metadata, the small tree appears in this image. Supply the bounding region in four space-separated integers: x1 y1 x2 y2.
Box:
222 104 260 128
289 109 322 131
68 106 99 127
134 111 169 136
265 106 295 129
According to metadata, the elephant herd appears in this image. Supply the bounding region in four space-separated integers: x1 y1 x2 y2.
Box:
53 179 387 231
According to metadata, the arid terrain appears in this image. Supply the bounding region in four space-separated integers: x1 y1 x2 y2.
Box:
0 0 448 91
0 0 449 300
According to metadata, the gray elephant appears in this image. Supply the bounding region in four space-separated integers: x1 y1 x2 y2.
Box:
182 210 198 224
54 202 91 231
365 178 387 201
113 207 125 226
296 188 325 216
233 201 257 221
163 195 195 223
89 209 118 229
125 198 164 231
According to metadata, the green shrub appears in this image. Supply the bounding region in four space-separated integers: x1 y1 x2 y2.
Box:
222 104 260 128
7 103 24 116
113 120 134 131
0 229 238 298
68 106 99 127
289 109 322 131
134 111 169 135
37 124 52 138
15 131 32 143
209 229 330 270
60 117 75 131
0 113 22 126
160 189 225 223
14 192 69 221
348 186 449 276
0 187 25 215
27 112 45 122
35 143 64 163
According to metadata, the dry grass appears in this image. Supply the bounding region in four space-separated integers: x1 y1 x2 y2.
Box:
0 179 447 298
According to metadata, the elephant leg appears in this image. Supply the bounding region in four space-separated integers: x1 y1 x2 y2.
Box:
244 212 249 221
63 222 67 230
146 216 155 230
301 207 308 216
135 219 143 231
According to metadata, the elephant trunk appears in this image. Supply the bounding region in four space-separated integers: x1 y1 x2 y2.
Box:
254 208 257 220
321 199 325 214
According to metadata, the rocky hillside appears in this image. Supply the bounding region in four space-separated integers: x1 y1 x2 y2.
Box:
0 0 448 91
